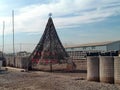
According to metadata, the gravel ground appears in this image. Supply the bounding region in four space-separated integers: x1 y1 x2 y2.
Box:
0 60 120 90
0 70 120 90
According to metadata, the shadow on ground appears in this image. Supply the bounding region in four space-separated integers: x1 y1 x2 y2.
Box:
31 69 87 73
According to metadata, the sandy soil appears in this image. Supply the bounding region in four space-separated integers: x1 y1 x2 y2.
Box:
0 60 120 90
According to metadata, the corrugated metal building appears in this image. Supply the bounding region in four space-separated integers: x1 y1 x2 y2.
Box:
65 40 120 60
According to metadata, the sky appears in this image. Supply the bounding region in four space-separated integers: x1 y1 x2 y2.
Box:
0 0 120 53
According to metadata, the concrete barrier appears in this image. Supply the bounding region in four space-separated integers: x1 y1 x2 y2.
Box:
87 56 99 81
114 56 120 84
100 56 114 83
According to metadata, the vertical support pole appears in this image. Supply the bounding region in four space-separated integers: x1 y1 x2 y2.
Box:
49 29 52 72
2 21 5 66
12 10 15 66
20 43 22 52
2 21 5 57
49 13 53 72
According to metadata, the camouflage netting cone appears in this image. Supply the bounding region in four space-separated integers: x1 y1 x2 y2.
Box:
29 16 69 68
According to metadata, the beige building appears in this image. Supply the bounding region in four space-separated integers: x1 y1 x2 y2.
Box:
65 40 120 60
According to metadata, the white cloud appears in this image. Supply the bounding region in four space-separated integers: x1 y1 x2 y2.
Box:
0 0 120 35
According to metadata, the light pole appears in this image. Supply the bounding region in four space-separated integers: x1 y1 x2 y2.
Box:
12 10 15 66
2 21 5 56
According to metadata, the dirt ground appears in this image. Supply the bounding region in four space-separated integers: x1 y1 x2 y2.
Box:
0 60 120 90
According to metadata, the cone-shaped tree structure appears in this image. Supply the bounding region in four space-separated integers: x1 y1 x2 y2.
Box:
30 16 69 66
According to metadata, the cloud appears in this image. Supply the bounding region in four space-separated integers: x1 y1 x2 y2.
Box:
0 0 120 35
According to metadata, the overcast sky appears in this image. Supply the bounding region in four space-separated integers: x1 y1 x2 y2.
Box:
0 0 120 53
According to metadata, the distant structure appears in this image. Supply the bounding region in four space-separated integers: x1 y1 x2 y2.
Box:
5 15 76 71
29 15 69 71
0 51 6 66
16 51 31 57
65 40 120 60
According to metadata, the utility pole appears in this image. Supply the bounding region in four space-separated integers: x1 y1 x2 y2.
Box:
12 10 15 66
2 21 5 56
